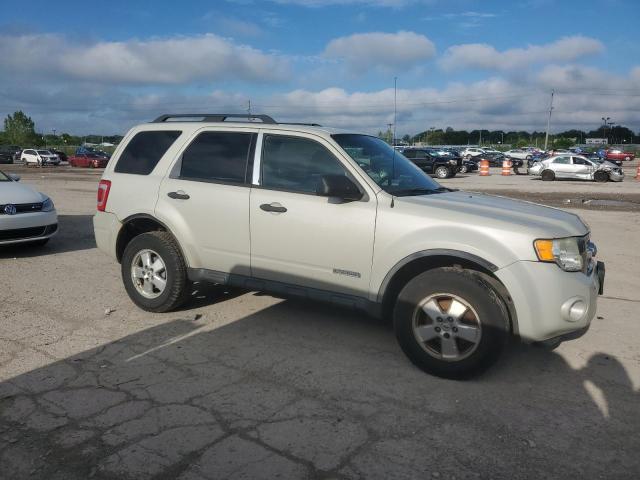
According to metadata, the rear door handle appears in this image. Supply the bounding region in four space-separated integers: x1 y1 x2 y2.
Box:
167 191 190 200
260 202 287 213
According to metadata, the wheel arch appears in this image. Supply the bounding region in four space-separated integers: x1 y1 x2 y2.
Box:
116 213 188 266
377 250 519 335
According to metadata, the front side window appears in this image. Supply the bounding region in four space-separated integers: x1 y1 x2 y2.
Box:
332 134 442 196
115 130 181 175
261 135 348 194
180 132 254 184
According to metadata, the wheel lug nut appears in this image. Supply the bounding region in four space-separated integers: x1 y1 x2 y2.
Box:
435 327 441 332
443 333 450 339
447 317 453 322
437 317 443 322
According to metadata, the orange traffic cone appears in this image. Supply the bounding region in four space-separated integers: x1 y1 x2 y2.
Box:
479 159 490 176
635 162 640 180
501 158 512 176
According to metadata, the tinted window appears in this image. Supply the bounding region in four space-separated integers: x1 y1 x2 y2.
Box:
403 150 416 159
553 156 571 164
261 135 347 194
180 132 253 184
115 130 181 175
573 157 589 165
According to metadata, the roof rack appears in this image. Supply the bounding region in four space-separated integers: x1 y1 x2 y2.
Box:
152 114 277 124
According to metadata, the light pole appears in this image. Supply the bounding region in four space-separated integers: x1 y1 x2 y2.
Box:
601 116 610 144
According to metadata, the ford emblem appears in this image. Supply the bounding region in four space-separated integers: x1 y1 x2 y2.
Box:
3 204 17 215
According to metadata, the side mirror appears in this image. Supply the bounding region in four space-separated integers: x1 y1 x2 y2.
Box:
8 173 20 182
316 175 363 202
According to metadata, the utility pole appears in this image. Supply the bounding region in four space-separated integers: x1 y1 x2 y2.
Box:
247 100 252 120
544 89 554 151
393 77 397 146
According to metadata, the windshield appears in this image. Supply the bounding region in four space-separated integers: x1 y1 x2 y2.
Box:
37 150 52 155
332 134 443 195
0 170 9 181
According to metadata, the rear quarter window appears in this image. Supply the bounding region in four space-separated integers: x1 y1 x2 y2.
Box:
115 130 181 175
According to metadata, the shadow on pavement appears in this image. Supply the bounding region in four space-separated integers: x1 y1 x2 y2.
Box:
1 300 638 479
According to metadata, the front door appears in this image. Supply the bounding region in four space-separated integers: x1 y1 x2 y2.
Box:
249 132 377 297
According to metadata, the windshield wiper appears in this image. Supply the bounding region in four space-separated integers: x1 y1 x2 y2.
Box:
393 187 449 197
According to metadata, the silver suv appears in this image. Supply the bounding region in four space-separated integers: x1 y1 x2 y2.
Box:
93 114 605 379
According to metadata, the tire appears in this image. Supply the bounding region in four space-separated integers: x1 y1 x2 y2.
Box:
434 165 450 179
513 167 520 175
459 165 468 174
541 169 555 181
393 267 510 379
594 171 609 183
121 231 190 312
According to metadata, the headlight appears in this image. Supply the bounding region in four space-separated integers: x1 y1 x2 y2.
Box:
534 237 583 272
42 196 55 212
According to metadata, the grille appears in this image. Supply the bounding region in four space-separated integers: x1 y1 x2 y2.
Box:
0 202 43 215
0 224 57 241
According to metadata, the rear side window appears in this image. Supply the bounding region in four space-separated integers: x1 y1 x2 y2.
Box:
180 132 254 184
115 130 181 175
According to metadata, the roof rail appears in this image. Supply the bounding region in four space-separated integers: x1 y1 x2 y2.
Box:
152 114 277 124
282 122 323 127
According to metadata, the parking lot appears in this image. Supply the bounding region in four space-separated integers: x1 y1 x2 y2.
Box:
1 165 639 479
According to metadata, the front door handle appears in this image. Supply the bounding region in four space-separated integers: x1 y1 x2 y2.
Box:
168 191 190 200
260 202 287 213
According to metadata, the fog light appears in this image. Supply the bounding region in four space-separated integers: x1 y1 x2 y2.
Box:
561 298 587 322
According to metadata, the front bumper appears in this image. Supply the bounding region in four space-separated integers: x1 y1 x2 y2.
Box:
495 259 603 342
0 210 58 245
608 170 625 182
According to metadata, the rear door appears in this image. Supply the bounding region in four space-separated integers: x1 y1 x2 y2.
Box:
249 131 377 296
156 128 256 275
571 156 594 179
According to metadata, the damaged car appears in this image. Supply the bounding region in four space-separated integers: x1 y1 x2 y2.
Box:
528 154 624 183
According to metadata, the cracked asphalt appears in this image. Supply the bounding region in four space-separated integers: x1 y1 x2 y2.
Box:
1 166 639 479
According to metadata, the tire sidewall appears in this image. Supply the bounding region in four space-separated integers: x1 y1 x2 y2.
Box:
121 232 186 311
393 268 509 379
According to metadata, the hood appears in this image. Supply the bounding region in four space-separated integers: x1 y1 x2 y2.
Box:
0 181 45 204
396 190 588 238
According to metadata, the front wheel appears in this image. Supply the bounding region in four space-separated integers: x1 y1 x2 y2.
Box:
393 268 510 379
434 165 450 179
594 171 609 183
541 169 555 181
121 231 190 312
459 165 468 174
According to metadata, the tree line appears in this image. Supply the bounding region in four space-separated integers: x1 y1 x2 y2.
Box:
1 111 123 147
379 124 639 147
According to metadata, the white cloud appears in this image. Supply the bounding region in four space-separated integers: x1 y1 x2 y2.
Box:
324 31 436 72
0 33 289 85
440 36 604 71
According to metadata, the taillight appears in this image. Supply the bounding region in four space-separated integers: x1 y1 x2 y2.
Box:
97 180 111 211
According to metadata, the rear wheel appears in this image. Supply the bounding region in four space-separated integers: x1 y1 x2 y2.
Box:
434 165 450 179
121 231 190 312
459 164 468 174
594 171 609 183
393 268 510 379
541 169 555 181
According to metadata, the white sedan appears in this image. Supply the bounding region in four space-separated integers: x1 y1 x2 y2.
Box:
20 149 60 166
0 170 58 246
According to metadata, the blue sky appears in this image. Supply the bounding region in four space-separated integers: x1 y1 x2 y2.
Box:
0 0 638 135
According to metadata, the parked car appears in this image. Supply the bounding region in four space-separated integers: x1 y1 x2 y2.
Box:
503 149 534 161
461 147 485 158
402 148 460 178
93 113 604 379
528 155 624 182
605 149 635 162
69 153 109 168
20 149 60 166
459 159 478 174
50 149 68 163
0 169 58 245
0 145 21 164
